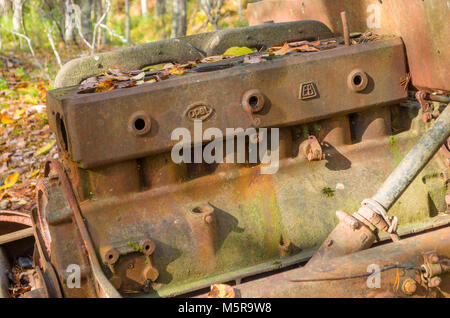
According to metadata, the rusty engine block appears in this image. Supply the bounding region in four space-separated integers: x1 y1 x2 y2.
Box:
8 0 448 298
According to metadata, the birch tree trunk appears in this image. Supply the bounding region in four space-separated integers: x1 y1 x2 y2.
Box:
0 0 11 16
200 0 223 31
93 0 102 47
64 0 76 43
125 0 130 43
12 0 25 33
171 0 186 38
156 0 165 16
156 0 167 39
140 0 147 16
80 0 93 42
238 0 242 20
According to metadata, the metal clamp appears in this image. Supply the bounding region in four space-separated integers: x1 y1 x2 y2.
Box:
355 198 400 242
421 251 450 288
416 90 433 123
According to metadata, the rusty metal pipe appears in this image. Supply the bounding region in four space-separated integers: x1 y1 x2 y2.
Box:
372 105 450 211
341 11 350 46
0 247 10 298
428 94 450 104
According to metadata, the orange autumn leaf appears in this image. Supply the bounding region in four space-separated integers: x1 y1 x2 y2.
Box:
273 42 292 56
207 284 235 298
169 67 185 75
1 114 14 124
16 82 28 89
294 45 320 52
95 80 115 93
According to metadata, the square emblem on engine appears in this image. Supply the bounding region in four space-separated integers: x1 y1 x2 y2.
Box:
299 82 318 100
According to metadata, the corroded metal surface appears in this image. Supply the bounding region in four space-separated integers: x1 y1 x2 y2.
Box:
47 38 407 169
373 105 450 210
204 226 450 298
32 159 120 298
0 247 10 298
35 14 450 298
54 20 333 88
0 210 32 227
38 104 449 297
247 0 450 91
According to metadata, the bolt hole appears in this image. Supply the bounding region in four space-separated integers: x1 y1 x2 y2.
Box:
108 254 113 259
144 245 150 251
134 118 146 131
192 205 213 214
249 95 259 109
353 75 362 86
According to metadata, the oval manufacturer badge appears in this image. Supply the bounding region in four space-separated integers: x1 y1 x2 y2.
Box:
185 103 215 122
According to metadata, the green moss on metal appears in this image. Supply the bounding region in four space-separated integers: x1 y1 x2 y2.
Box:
389 135 403 165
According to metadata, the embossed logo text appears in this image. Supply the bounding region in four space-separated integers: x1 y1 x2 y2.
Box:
299 82 318 100
186 103 214 121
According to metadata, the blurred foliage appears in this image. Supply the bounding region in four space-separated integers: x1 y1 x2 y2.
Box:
0 0 250 49
0 1 250 80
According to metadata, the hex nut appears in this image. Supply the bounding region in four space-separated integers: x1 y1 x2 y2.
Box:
429 276 441 288
402 278 417 295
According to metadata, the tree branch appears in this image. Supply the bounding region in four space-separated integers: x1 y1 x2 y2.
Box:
99 24 127 43
32 4 63 68
0 24 50 80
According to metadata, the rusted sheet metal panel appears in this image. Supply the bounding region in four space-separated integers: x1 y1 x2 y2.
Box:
247 0 449 91
248 0 383 34
47 38 407 169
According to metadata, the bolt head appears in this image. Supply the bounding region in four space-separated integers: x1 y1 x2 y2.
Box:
350 220 360 230
402 278 417 295
430 255 439 263
430 276 441 288
204 215 213 224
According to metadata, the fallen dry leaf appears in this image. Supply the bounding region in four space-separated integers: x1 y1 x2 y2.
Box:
35 140 55 156
207 284 235 298
289 40 310 47
168 66 185 75
294 44 320 52
0 172 20 190
1 113 14 124
223 46 253 57
272 42 292 56
95 80 115 93
27 169 40 179
243 55 264 64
